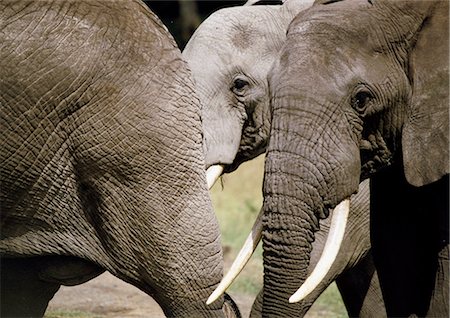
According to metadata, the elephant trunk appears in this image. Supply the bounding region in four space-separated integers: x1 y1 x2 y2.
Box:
262 148 322 316
261 99 360 316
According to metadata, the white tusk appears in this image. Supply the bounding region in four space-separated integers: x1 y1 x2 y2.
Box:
206 165 224 190
206 208 263 305
289 199 350 303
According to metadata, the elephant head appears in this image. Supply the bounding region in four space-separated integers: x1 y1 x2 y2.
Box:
183 0 315 182
184 1 387 317
262 0 448 316
0 1 240 317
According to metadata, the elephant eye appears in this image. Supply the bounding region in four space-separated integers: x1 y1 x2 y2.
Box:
352 89 373 115
232 78 249 94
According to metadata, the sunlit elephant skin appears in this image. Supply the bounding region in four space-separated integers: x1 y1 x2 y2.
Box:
265 0 449 316
0 1 237 317
183 1 385 317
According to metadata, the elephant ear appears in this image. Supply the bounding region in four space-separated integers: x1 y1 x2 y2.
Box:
402 1 449 187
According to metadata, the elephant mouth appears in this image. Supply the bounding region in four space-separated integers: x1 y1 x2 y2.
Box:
205 122 268 187
206 155 252 188
206 151 262 188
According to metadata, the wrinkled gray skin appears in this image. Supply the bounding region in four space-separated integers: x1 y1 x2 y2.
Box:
0 1 238 317
265 0 449 317
183 1 384 317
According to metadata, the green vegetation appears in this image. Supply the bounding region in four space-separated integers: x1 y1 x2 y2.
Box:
211 155 347 317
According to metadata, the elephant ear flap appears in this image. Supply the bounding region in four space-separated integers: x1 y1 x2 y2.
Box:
402 2 449 187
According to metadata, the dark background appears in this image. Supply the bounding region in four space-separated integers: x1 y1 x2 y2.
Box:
143 1 246 49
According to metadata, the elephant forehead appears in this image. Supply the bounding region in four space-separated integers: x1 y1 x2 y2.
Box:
286 0 385 48
197 6 283 50
231 23 258 49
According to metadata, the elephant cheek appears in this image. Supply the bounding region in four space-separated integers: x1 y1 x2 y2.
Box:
203 112 243 168
204 138 240 168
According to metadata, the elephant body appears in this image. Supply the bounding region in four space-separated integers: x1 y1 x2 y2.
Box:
183 1 385 316
0 1 229 317
371 164 449 316
264 0 448 316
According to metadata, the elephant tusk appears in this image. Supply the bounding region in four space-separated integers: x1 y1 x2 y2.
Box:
206 208 263 305
289 199 350 303
206 165 224 189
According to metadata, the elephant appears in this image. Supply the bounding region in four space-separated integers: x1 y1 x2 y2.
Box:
0 1 240 317
259 0 448 316
183 0 385 317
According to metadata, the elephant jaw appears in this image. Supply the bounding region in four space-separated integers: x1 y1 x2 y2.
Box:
206 164 225 189
206 199 350 305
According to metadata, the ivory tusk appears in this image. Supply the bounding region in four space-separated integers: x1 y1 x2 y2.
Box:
206 165 224 189
289 199 350 303
206 208 263 305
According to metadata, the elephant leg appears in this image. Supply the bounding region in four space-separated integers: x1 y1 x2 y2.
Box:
427 243 449 317
336 251 386 318
427 198 449 317
1 257 61 317
427 175 449 317
224 293 242 318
